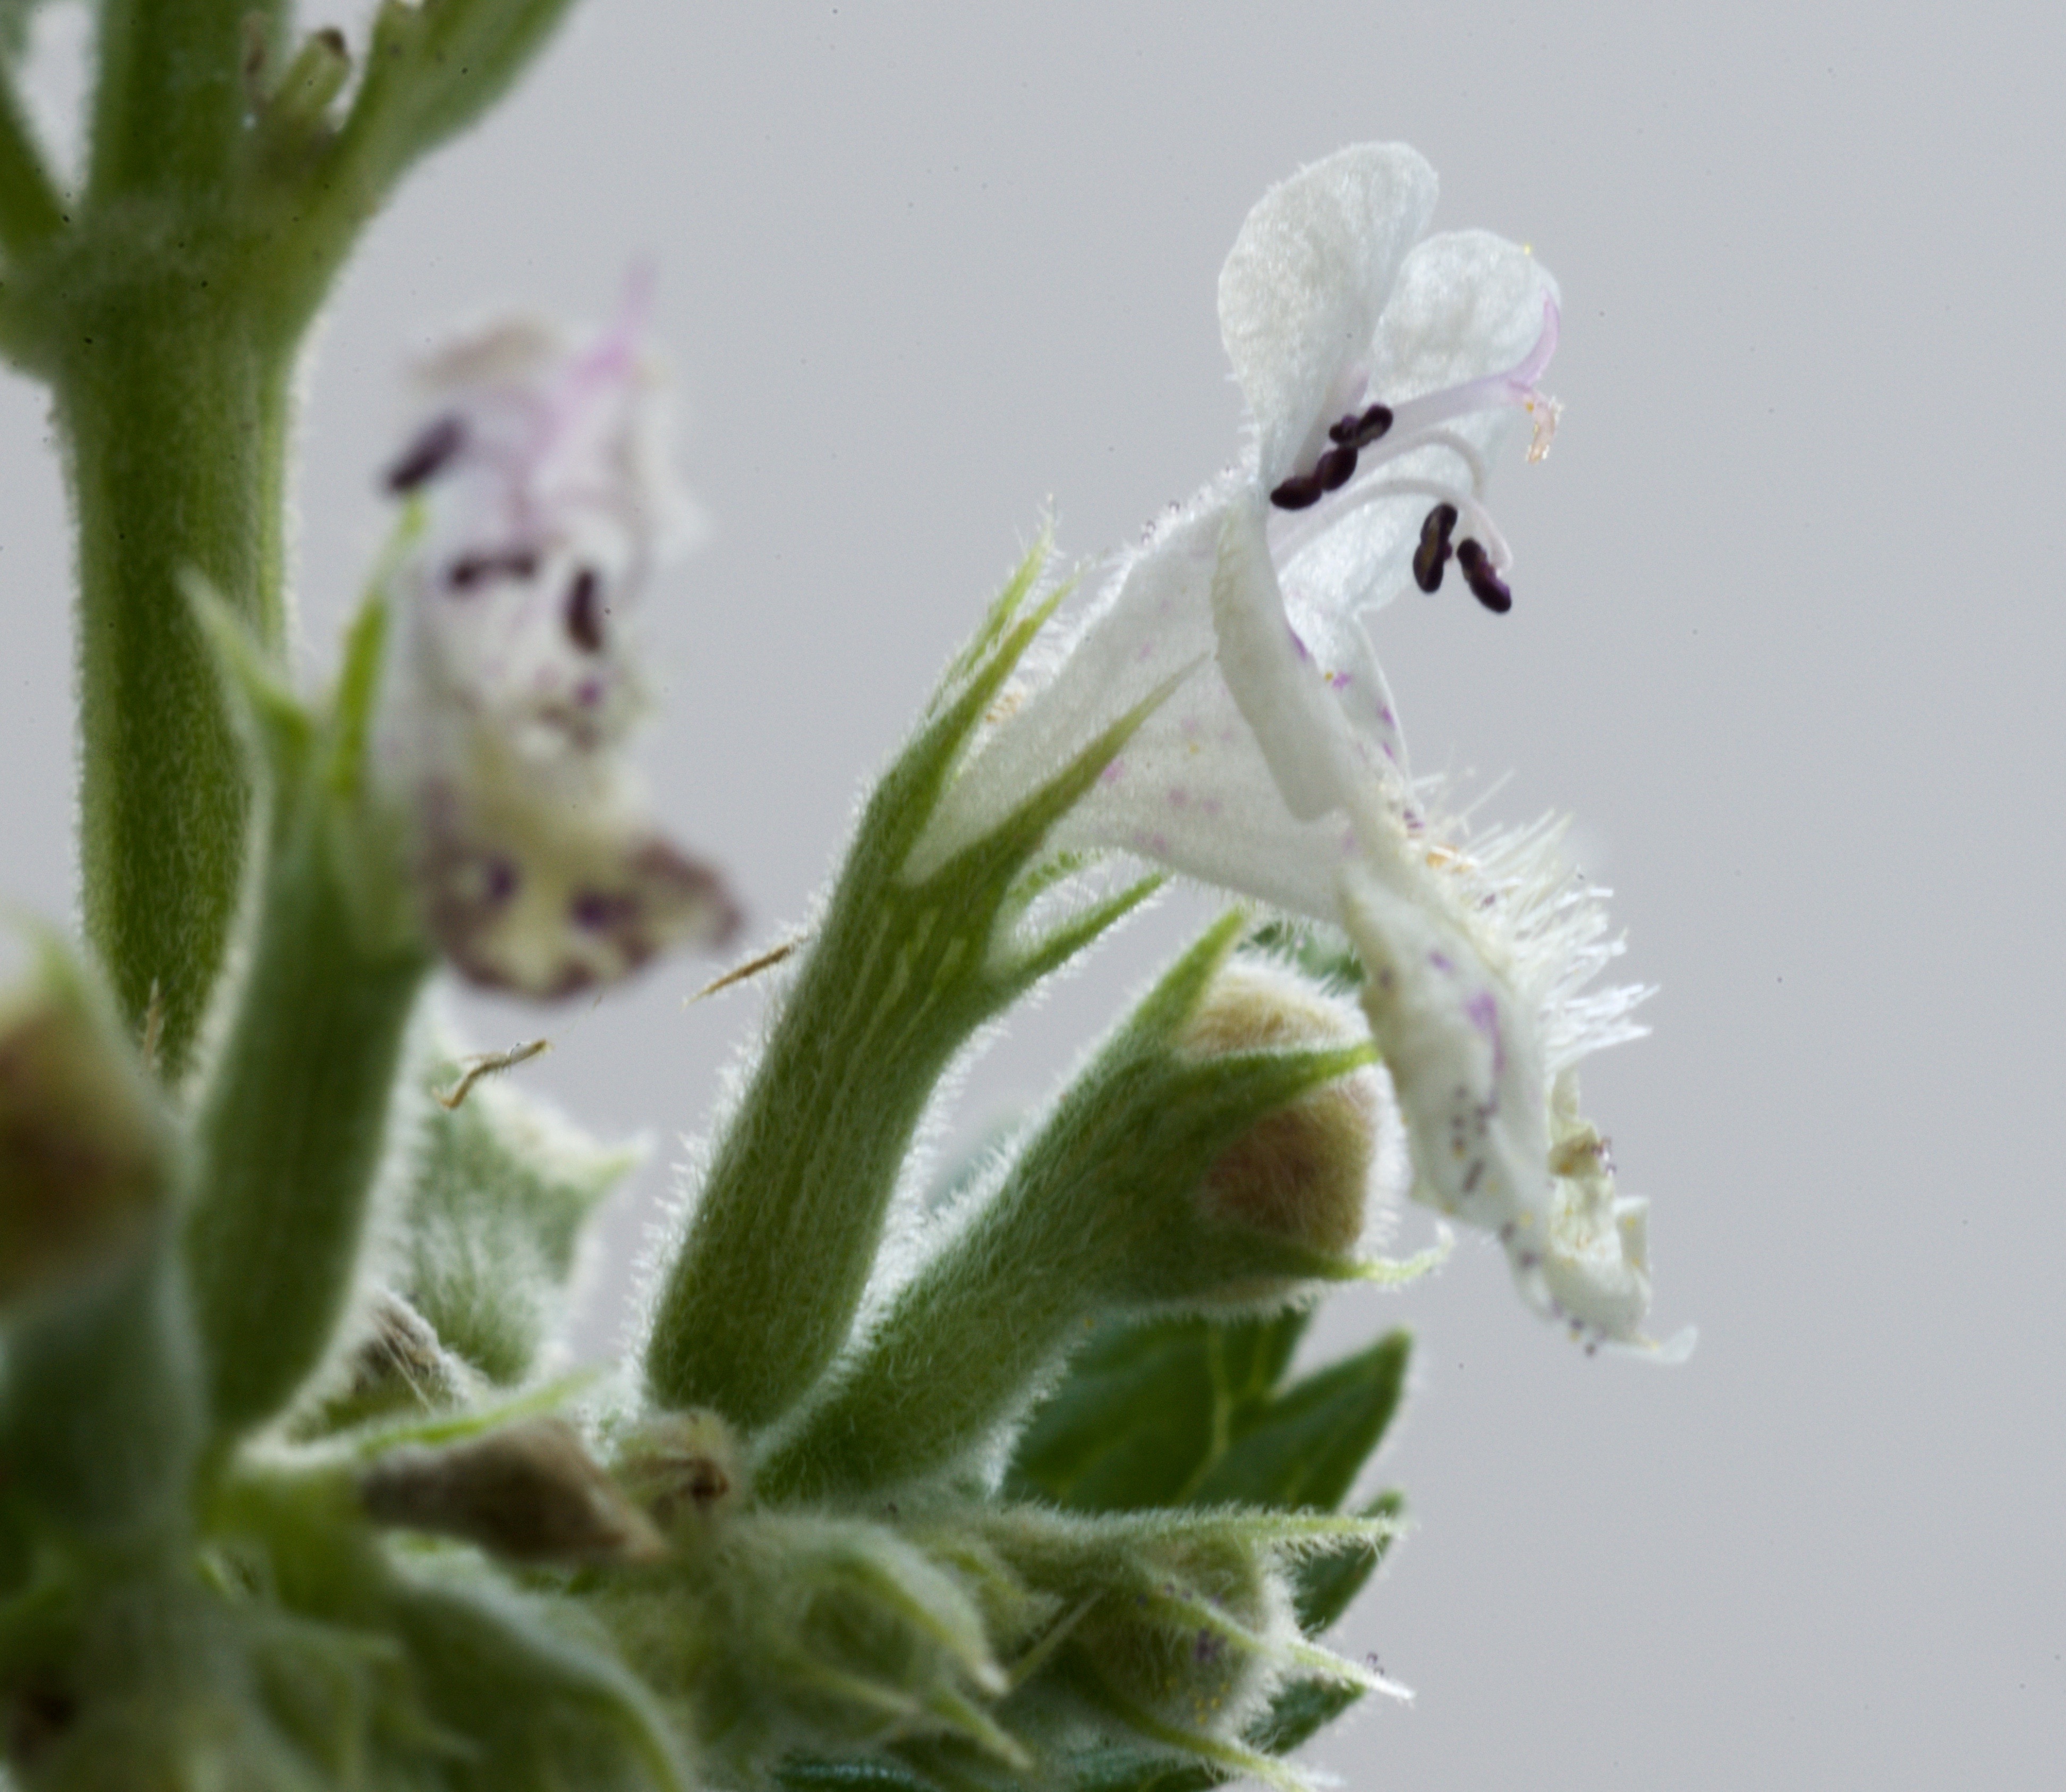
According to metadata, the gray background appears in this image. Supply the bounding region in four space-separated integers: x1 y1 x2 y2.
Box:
4 2 2061 1786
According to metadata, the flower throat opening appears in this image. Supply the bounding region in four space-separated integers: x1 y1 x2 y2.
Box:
1267 295 1561 617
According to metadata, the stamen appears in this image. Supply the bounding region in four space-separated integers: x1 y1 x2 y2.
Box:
565 566 605 651
1407 427 1490 495
1294 476 1515 579
1455 539 1512 613
1524 394 1563 464
1270 469 1328 510
1315 443 1359 492
1358 295 1561 471
385 414 466 492
1328 403 1394 450
1414 504 1458 594
446 548 542 591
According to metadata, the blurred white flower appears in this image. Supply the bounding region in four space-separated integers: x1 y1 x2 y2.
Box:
914 144 1686 1356
377 284 739 997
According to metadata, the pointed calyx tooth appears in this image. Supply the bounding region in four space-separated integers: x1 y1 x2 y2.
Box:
1455 539 1514 613
1413 502 1459 593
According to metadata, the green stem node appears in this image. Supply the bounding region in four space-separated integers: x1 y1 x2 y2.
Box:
58 285 295 1078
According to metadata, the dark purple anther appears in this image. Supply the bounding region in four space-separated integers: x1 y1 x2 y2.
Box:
482 856 519 904
1269 468 1326 510
1315 442 1359 491
446 548 542 591
570 888 639 932
1413 502 1458 594
565 567 605 652
384 414 466 493
1455 539 1513 613
1328 403 1394 449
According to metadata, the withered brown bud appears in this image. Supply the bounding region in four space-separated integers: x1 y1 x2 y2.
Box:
359 1416 664 1565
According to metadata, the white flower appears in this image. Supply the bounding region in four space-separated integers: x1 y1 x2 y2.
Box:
914 146 1687 1357
378 284 739 997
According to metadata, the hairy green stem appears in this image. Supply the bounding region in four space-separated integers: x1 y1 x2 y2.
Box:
86 1 284 207
42 0 582 1073
644 870 1008 1435
58 291 295 1079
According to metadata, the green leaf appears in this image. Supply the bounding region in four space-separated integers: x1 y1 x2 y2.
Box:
1004 1310 1306 1512
1188 1331 1410 1511
1243 1676 1360 1761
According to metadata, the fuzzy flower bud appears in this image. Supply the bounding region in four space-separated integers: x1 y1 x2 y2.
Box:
377 285 739 997
939 1505 1403 1783
1177 960 1397 1264
0 943 170 1306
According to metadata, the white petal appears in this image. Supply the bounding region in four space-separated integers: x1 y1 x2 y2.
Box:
916 494 1419 918
1208 496 1366 821
1527 1073 1669 1349
1371 229 1558 401
1218 143 1437 488
1339 859 1550 1238
1050 698 1364 924
412 729 738 997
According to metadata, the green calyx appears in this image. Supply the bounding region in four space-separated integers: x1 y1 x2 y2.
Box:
753 918 1379 1506
180 589 431 1448
643 542 1164 1433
